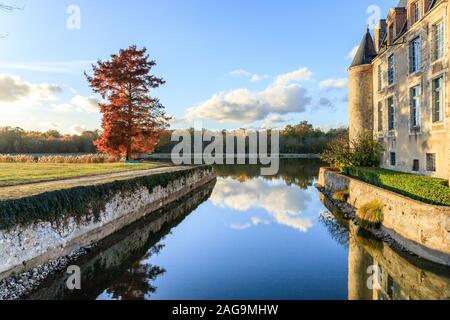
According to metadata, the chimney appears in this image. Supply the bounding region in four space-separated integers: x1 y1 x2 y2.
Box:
423 0 433 14
374 20 387 52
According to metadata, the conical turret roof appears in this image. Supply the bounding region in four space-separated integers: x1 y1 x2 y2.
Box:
350 28 378 68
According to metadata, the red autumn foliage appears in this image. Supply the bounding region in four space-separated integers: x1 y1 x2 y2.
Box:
85 46 170 160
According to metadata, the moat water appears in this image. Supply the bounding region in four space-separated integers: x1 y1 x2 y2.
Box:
29 160 450 300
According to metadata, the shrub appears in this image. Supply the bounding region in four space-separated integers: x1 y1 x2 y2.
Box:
0 154 35 163
356 200 384 229
37 154 120 164
321 130 383 173
320 134 352 172
332 189 350 202
0 154 122 164
348 167 450 206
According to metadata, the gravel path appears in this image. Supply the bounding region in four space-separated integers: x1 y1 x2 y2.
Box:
0 166 191 201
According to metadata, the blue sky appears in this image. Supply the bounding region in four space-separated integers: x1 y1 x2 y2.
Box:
0 0 394 134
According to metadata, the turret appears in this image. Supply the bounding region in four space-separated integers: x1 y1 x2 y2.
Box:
348 28 377 142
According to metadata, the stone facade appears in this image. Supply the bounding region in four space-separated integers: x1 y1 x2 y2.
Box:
318 168 450 266
349 0 450 182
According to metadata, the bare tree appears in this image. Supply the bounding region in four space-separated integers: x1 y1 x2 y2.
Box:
0 2 22 37
0 3 19 11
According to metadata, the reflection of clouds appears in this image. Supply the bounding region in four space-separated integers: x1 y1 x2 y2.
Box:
251 217 270 226
213 178 313 232
230 223 252 230
230 217 271 231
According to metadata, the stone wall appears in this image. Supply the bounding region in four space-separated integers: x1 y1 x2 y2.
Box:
318 168 450 266
0 167 216 278
348 64 374 142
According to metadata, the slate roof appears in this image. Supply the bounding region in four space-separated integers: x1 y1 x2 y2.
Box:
350 28 378 67
351 0 443 65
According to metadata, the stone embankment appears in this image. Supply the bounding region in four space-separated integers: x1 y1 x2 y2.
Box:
317 168 450 266
0 166 216 278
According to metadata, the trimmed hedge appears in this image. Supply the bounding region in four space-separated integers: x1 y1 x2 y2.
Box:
0 166 212 231
347 167 450 206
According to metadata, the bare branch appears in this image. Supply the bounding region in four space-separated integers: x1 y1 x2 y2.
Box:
0 3 23 12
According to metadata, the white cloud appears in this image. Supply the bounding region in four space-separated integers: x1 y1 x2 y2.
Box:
319 78 348 90
229 69 270 82
185 67 313 123
53 95 99 113
0 60 93 74
70 124 88 134
229 69 252 77
260 115 288 129
0 74 61 103
347 46 359 60
212 178 313 233
250 74 270 82
39 122 61 131
273 67 312 86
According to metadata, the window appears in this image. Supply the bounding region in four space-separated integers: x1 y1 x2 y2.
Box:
378 64 383 91
388 54 395 85
412 159 420 172
378 101 383 132
387 97 395 131
432 76 443 122
426 153 436 172
412 1 421 24
390 152 396 166
409 37 421 73
410 85 421 128
433 21 445 61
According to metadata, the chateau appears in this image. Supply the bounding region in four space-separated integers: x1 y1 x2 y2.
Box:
348 0 450 182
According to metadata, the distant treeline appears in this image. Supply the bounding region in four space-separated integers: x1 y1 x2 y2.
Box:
0 127 100 154
0 122 348 155
155 122 348 155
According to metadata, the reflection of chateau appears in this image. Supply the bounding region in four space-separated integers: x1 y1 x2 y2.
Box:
348 223 450 300
319 195 450 300
25 181 215 300
349 0 449 181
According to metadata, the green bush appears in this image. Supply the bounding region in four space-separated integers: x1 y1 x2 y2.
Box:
321 130 383 173
348 167 450 206
356 200 384 229
0 166 213 230
332 189 350 202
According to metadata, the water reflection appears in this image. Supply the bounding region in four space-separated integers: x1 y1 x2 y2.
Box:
27 181 215 300
20 160 450 300
320 199 450 300
211 160 322 233
348 224 450 300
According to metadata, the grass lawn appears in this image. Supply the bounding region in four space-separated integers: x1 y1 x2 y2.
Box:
347 167 450 206
0 162 164 187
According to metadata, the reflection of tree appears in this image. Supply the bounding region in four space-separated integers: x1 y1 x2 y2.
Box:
106 244 166 300
319 212 349 248
215 159 321 190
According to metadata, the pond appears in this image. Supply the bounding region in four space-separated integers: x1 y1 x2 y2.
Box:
28 160 450 300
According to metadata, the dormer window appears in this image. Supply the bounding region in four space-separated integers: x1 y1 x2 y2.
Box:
411 1 421 24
